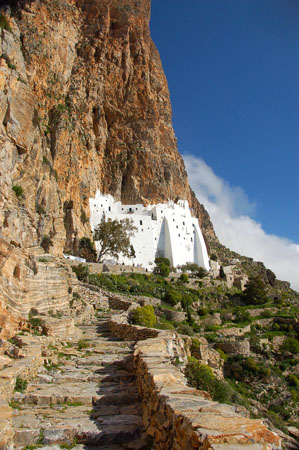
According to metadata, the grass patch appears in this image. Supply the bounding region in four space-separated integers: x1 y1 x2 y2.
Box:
59 438 78 449
12 185 24 197
14 376 27 393
77 339 89 350
9 399 22 409
63 401 84 407
44 360 59 371
0 14 12 32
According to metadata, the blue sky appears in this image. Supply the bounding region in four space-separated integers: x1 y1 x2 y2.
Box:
150 0 299 289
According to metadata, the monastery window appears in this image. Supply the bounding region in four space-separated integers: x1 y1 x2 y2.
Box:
176 225 178 229
191 237 193 242
141 229 144 232
178 234 180 237
108 207 111 211
183 222 185 225
101 204 103 207
140 220 143 225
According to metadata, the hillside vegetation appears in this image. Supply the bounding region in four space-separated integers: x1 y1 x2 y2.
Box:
72 259 299 443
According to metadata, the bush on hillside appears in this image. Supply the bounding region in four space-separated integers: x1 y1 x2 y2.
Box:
177 323 194 336
196 267 208 279
72 264 89 282
242 276 268 305
164 289 182 306
154 262 170 277
178 262 200 273
155 257 170 266
131 305 156 328
180 273 189 283
280 337 299 355
185 357 242 403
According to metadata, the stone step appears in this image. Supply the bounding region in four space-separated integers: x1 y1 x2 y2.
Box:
94 392 140 406
15 381 101 406
13 415 144 446
11 310 150 450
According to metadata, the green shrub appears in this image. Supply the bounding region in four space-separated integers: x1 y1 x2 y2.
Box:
287 374 299 388
213 379 234 402
155 257 170 266
242 276 268 305
178 262 200 273
12 185 24 197
71 264 89 282
77 339 89 350
196 267 208 278
181 294 193 310
185 358 215 392
186 357 233 402
157 321 175 330
0 14 12 32
79 237 97 260
1 53 16 69
178 323 194 336
29 316 42 328
180 273 189 283
205 333 218 343
233 309 252 324
164 289 182 306
197 307 209 316
219 266 226 279
210 253 218 261
154 262 170 277
244 357 258 372
280 337 299 354
131 305 156 328
14 376 27 393
216 348 228 362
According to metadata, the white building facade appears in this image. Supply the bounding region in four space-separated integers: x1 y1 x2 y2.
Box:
89 192 210 271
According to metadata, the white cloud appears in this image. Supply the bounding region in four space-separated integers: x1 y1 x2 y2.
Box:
183 154 299 291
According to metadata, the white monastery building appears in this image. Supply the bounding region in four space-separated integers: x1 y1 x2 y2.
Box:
89 192 210 271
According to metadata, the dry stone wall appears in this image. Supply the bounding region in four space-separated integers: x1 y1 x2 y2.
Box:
109 301 282 450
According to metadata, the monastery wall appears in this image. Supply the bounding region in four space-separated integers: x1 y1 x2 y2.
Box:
89 192 210 270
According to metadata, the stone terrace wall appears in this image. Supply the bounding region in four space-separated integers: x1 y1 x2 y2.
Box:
109 306 282 450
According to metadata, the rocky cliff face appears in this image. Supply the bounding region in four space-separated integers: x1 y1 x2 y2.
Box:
0 0 215 330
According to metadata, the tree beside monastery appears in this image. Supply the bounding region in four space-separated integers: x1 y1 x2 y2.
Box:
93 219 136 263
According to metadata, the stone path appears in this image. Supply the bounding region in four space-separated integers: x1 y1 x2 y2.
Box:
11 315 152 449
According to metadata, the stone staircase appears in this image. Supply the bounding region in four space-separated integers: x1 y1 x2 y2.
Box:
11 316 151 449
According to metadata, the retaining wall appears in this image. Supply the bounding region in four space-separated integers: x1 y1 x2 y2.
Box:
109 305 281 450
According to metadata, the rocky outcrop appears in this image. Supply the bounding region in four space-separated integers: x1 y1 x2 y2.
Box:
0 0 216 330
